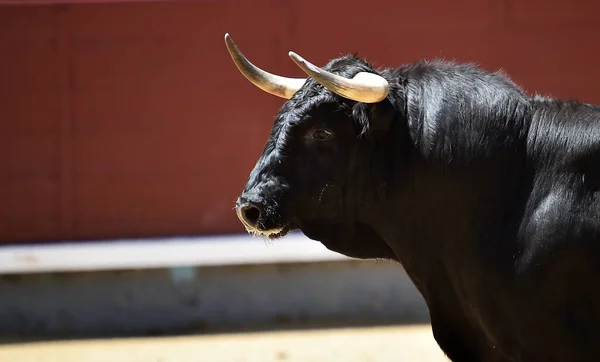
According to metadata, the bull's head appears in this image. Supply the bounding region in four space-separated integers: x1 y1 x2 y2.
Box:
227 34 401 260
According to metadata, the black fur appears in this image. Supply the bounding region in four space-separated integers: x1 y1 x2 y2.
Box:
235 55 600 362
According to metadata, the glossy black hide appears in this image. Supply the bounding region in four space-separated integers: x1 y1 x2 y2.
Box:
235 56 600 362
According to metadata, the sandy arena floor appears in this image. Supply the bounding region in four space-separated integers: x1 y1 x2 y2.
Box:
0 324 448 362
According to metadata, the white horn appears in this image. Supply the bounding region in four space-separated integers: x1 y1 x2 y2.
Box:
288 51 389 103
224 33 306 99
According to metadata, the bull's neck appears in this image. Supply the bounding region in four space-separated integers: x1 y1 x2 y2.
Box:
361 62 534 262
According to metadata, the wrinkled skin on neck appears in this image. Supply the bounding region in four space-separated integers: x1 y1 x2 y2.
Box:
236 56 407 260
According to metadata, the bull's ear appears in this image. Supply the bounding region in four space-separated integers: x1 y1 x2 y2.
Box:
352 100 394 141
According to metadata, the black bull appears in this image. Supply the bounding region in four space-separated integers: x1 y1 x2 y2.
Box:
225 34 600 362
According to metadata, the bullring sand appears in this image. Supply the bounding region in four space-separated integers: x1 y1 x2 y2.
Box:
0 324 448 362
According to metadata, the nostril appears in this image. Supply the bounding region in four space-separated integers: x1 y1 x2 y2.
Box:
241 205 261 227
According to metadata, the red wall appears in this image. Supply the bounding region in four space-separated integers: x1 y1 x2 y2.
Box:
2 0 600 244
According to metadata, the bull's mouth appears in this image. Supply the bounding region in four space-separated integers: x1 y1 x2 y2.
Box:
265 223 295 239
242 222 295 240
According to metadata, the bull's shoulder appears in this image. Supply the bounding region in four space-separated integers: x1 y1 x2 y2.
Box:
518 162 600 275
520 95 600 265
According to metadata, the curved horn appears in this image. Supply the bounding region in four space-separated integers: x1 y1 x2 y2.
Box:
224 33 306 99
288 51 389 103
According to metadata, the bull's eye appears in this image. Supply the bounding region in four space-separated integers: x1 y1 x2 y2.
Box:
310 128 333 141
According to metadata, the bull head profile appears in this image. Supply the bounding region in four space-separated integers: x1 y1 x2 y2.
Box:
225 33 398 260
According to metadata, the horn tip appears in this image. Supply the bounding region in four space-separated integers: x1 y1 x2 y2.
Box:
224 33 237 51
288 51 305 66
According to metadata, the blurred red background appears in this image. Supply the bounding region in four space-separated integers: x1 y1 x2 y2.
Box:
1 0 599 243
